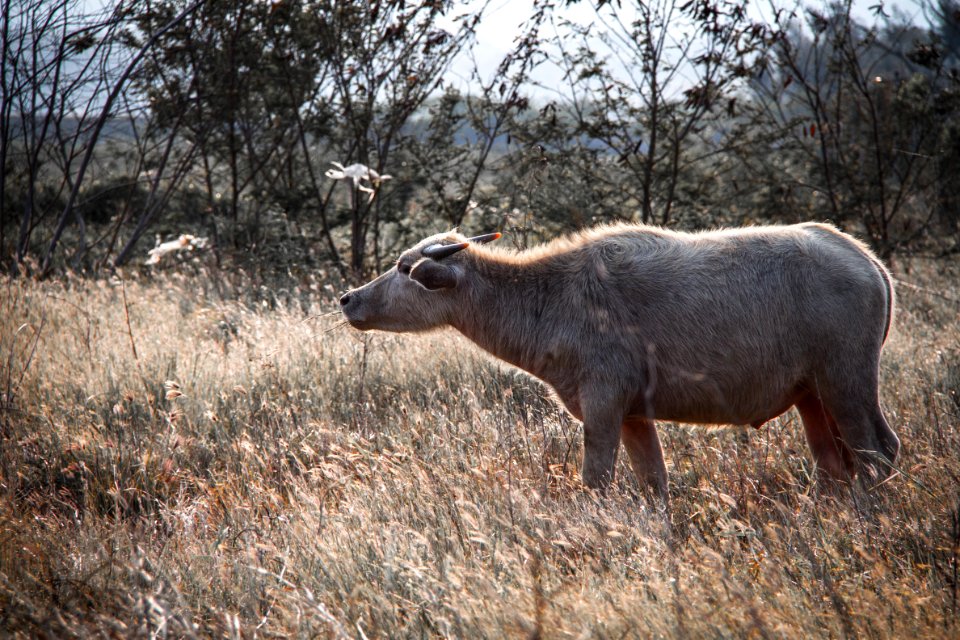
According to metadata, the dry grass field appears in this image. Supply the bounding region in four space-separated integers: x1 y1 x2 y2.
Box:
1 259 960 638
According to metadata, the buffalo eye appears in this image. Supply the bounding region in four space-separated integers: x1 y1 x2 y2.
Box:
397 261 411 275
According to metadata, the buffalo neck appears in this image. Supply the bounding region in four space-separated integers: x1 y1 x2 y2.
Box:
449 252 553 378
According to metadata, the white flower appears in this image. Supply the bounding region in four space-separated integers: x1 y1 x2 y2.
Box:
145 234 209 265
324 161 393 202
324 162 369 187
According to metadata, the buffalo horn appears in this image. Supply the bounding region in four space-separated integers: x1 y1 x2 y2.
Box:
422 242 468 260
467 232 502 244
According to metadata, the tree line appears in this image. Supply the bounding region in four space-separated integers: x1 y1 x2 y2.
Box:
2 0 958 280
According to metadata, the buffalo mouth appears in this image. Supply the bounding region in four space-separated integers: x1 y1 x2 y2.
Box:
339 304 373 330
343 315 374 331
339 294 370 330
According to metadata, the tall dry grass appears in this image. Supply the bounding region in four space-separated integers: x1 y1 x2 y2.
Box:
1 260 959 638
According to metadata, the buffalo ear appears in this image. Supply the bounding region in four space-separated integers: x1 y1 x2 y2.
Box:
410 260 458 290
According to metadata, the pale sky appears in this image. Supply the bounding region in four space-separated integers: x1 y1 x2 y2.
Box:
442 0 934 98
441 0 601 93
79 0 938 101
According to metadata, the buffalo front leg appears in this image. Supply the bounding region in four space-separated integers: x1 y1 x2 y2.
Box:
580 401 624 493
621 417 670 506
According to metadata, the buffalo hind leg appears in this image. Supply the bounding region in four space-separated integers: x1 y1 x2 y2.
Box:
825 397 900 481
621 417 670 506
800 389 900 482
873 411 900 473
795 393 854 481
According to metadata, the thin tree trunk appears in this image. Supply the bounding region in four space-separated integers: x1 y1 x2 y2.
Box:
40 0 206 276
113 129 196 267
0 0 13 267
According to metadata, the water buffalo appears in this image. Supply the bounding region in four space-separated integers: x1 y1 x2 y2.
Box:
339 223 899 503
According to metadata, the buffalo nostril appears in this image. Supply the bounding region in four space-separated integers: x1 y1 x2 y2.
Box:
339 293 351 307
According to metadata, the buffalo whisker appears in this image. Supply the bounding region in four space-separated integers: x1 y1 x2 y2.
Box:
301 309 343 323
322 320 349 335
